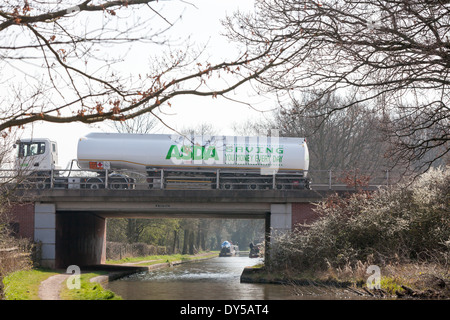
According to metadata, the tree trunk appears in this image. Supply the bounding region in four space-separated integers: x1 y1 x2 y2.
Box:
172 230 178 254
182 229 189 255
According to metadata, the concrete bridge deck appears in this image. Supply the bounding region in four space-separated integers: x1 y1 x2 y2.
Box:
22 188 342 218
11 188 354 269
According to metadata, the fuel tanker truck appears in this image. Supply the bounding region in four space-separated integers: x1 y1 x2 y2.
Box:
14 132 310 190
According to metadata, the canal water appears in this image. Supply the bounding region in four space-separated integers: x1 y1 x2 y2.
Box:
107 254 363 300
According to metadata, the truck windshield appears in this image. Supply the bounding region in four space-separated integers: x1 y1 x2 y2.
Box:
19 142 46 158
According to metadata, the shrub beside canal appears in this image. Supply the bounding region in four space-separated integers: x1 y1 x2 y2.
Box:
264 167 450 298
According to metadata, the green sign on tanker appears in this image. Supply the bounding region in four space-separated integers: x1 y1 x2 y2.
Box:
225 145 284 166
166 144 284 165
166 145 219 161
224 145 284 154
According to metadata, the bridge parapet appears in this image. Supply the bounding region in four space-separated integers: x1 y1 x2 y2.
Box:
2 168 394 191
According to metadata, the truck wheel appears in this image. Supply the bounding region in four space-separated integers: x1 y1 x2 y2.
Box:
109 179 126 189
86 178 103 189
275 183 284 190
33 179 46 189
247 180 259 190
220 183 234 190
20 180 33 189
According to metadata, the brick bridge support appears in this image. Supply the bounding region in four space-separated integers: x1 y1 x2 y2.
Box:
270 202 319 234
292 203 319 229
8 203 106 269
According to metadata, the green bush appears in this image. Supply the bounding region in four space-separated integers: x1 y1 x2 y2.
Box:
267 167 450 272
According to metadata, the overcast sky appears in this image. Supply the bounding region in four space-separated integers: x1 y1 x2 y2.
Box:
18 0 280 167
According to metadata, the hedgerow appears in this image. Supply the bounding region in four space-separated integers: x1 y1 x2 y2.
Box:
266 167 450 272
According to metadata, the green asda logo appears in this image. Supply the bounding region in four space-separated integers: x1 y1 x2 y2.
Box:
166 145 219 161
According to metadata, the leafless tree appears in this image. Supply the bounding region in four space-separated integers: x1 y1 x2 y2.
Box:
234 91 394 186
180 122 218 137
275 92 389 172
225 0 450 172
112 113 159 134
0 1 275 134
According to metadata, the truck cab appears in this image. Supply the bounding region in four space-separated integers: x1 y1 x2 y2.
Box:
15 138 59 172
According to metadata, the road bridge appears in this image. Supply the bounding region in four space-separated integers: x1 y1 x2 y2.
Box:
9 188 351 269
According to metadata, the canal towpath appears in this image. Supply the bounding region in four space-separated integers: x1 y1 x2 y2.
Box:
38 252 218 300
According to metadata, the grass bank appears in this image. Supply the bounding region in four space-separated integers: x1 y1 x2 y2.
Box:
106 251 219 266
2 268 59 300
2 268 121 300
2 251 218 300
59 272 122 300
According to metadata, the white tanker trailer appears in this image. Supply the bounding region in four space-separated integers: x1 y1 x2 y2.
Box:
14 132 310 190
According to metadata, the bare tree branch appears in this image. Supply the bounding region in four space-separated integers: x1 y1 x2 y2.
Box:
0 1 274 136
225 0 450 171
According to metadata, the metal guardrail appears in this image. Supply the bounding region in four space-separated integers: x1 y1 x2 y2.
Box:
0 168 397 191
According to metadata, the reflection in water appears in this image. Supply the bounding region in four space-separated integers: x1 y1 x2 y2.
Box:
107 255 360 300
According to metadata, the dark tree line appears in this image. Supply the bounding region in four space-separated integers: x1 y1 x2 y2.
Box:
274 92 389 172
106 217 265 254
